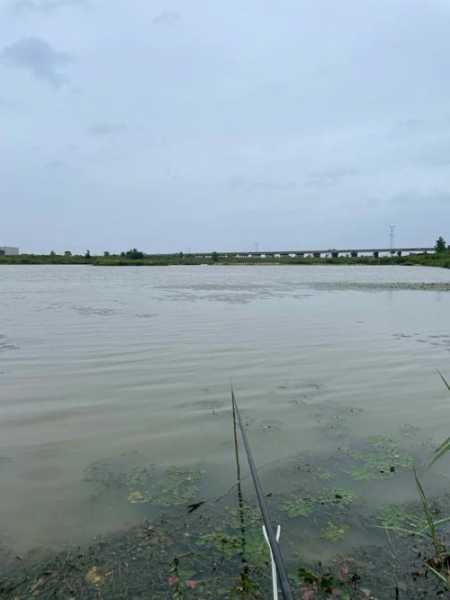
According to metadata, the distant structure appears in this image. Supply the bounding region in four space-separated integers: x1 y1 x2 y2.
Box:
389 225 396 253
0 246 19 255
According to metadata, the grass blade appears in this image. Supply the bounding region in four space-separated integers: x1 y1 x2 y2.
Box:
426 564 450 588
376 525 427 538
437 370 450 393
428 437 450 469
414 467 442 558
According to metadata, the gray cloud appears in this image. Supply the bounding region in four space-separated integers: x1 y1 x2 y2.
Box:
152 10 181 26
88 123 127 137
305 168 359 189
0 37 73 87
0 96 21 110
229 175 296 193
10 0 86 14
2 1 450 253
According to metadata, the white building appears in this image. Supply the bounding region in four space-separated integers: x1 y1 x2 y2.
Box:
0 246 19 255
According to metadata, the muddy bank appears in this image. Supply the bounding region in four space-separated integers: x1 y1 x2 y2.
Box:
1 428 450 599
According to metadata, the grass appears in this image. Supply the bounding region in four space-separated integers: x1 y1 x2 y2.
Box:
380 370 450 591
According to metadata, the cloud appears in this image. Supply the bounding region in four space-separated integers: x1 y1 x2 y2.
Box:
229 175 296 193
0 37 73 87
0 96 21 110
88 123 127 137
10 0 86 14
152 10 181 26
305 168 359 188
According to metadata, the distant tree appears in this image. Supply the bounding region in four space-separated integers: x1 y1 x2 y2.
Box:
211 251 219 263
85 250 91 259
104 251 110 257
50 250 56 256
178 252 184 259
435 236 447 254
125 248 144 259
64 251 72 257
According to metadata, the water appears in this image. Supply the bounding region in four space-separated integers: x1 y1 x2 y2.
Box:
1 264 450 555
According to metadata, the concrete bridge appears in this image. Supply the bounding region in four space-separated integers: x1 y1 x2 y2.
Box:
185 247 435 259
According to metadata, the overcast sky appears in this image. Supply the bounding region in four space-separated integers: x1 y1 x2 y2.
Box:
1 0 450 253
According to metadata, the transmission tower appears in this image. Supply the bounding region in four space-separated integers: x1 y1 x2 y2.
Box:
389 225 396 253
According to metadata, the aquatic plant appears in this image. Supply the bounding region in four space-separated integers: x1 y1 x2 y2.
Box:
345 435 413 481
282 488 354 518
197 529 268 567
377 504 427 534
320 522 348 543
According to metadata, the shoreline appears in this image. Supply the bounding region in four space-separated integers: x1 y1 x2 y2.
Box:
1 253 450 269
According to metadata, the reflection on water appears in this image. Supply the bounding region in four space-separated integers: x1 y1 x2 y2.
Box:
1 265 450 555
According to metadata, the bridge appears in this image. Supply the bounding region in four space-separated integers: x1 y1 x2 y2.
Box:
183 247 435 259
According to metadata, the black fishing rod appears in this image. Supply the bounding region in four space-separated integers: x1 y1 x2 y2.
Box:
231 388 294 600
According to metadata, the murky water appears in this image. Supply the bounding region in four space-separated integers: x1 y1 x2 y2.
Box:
1 265 450 556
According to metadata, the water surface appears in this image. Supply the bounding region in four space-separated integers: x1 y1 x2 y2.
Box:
1 264 450 553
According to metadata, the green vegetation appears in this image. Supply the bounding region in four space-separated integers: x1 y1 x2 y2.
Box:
377 371 450 591
84 459 202 507
320 521 348 542
435 236 448 254
377 504 427 534
282 488 354 518
2 250 450 268
345 435 414 481
3 236 450 267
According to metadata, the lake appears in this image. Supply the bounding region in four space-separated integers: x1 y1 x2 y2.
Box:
1 264 450 560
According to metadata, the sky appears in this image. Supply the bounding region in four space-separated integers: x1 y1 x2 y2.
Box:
1 0 450 254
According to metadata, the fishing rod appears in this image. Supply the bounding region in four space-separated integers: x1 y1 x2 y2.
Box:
231 388 294 600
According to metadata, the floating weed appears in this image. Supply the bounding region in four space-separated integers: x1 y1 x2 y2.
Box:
282 497 315 518
282 488 355 518
316 467 333 481
128 490 148 504
345 436 414 481
85 456 203 507
197 532 241 560
147 467 203 507
197 529 268 567
378 505 427 534
85 458 156 492
320 522 348 543
228 503 262 529
293 458 334 483
85 566 111 587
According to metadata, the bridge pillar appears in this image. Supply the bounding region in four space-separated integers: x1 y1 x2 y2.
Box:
332 251 339 258
351 251 358 258
313 252 320 258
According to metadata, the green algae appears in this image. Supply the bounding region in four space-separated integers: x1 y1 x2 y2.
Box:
320 521 348 542
345 435 414 481
197 529 268 566
282 488 355 518
84 456 203 507
128 466 202 506
228 503 262 529
377 505 427 535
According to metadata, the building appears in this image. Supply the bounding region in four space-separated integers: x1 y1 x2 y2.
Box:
0 246 19 255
